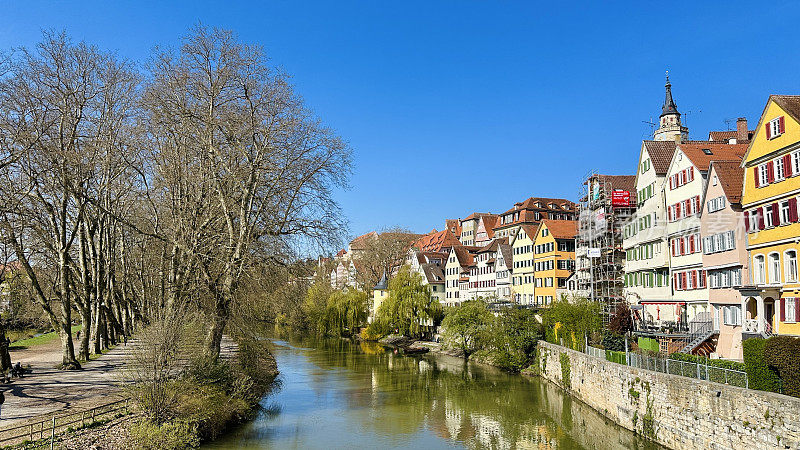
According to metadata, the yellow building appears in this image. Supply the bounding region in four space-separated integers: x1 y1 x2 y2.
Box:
532 220 577 307
740 95 800 337
511 225 537 305
370 272 389 323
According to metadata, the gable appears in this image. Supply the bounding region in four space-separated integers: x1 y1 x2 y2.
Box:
744 98 800 164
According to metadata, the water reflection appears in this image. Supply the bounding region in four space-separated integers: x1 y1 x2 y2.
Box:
207 336 660 449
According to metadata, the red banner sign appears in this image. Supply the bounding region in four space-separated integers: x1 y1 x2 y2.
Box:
611 190 631 207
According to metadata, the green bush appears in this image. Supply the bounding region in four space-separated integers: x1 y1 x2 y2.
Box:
129 420 200 450
743 338 781 393
764 336 800 397
602 332 625 352
668 352 746 372
542 298 602 350
490 308 541 372
606 350 626 365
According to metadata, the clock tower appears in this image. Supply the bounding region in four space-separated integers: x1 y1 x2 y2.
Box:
653 73 689 142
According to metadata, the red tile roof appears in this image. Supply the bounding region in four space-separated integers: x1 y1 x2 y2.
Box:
414 229 462 253
461 212 494 223
678 142 747 171
499 197 577 216
771 95 800 123
540 219 577 239
709 161 745 204
643 140 678 175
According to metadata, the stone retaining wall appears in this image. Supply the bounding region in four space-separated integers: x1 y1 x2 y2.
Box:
537 341 800 449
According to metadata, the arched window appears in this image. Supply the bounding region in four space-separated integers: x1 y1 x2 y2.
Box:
754 254 766 284
768 252 782 284
786 250 798 283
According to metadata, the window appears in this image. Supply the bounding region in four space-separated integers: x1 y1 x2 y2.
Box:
542 229 549 237
754 255 766 284
722 305 742 326
776 157 786 181
702 148 713 155
793 151 800 176
765 205 774 228
759 163 769 187
767 116 785 140
769 253 781 284
781 201 792 225
785 298 798 323
786 250 798 283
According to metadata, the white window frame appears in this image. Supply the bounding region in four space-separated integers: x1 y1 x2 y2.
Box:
786 250 798 283
769 117 783 139
793 151 800 176
765 205 774 228
754 254 766 284
759 163 769 187
785 298 797 324
769 252 782 284
775 157 786 181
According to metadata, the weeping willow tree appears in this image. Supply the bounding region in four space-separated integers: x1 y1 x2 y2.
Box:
320 290 368 336
373 265 440 338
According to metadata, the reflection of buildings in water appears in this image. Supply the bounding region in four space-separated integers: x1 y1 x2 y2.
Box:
444 400 462 440
470 412 511 449
418 359 431 373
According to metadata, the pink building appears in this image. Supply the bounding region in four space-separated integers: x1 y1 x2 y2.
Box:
700 161 749 360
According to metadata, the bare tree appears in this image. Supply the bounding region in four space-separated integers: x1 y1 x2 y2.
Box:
143 26 351 358
352 228 419 289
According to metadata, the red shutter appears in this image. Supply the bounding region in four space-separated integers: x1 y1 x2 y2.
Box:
674 273 680 290
758 208 766 230
744 211 750 232
784 154 793 177
691 271 698 289
796 298 800 322
779 116 786 134
685 199 691 216
773 202 780 225
768 162 775 183
670 239 677 256
790 198 798 223
688 167 694 181
700 270 707 288
668 206 673 222
679 238 686 255
766 122 772 140
688 236 695 253
682 272 688 288
754 166 760 187
780 298 786 322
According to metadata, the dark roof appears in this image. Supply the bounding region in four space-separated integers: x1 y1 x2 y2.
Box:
643 140 678 175
661 75 679 118
421 263 445 284
476 237 509 253
710 161 745 204
678 143 747 172
500 197 577 216
772 95 800 123
498 242 513 269
374 272 388 290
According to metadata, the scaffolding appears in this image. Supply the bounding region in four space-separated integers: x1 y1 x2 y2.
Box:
576 171 637 322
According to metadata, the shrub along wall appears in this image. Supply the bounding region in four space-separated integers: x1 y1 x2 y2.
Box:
538 341 800 449
743 338 783 394
764 336 800 397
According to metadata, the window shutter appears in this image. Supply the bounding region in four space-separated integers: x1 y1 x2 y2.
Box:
773 202 780 225
779 116 786 134
768 163 775 183
682 272 688 288
753 167 760 187
785 154 793 177
796 298 800 322
758 208 766 230
744 211 750 232
674 273 679 289
689 236 695 253
790 198 798 223
691 271 698 288
766 122 772 140
781 298 786 322
700 270 706 288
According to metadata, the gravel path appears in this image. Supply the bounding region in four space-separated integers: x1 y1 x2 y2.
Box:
0 336 238 429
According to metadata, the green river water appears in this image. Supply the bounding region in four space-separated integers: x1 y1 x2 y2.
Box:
207 337 661 449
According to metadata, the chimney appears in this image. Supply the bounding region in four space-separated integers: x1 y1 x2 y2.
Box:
737 117 748 143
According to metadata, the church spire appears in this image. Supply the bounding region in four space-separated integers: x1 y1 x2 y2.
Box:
653 71 688 142
661 72 679 117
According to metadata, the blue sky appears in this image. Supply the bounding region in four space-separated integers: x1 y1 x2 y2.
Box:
3 1 800 246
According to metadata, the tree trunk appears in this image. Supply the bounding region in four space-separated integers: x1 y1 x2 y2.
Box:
77 307 91 361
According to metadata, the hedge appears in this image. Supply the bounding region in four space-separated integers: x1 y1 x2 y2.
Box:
668 352 746 372
764 336 800 398
605 350 626 365
743 338 782 393
638 337 659 353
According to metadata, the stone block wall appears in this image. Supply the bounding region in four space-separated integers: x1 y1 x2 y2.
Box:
537 341 800 449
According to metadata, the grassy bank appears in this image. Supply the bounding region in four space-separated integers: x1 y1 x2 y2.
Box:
9 325 82 350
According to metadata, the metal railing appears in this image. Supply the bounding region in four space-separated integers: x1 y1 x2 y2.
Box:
585 344 748 389
0 398 130 448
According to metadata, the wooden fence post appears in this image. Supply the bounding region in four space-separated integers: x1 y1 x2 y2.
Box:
49 416 55 449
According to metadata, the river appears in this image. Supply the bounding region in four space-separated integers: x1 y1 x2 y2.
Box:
207 337 661 449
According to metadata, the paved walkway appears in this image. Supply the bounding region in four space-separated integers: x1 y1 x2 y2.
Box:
0 335 238 428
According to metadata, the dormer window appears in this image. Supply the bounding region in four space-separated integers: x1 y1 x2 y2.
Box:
767 116 785 140
702 148 712 155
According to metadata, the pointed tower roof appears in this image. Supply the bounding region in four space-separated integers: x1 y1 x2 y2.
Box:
661 73 679 118
374 271 388 290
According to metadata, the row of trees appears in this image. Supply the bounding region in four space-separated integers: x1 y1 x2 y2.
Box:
0 26 350 368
